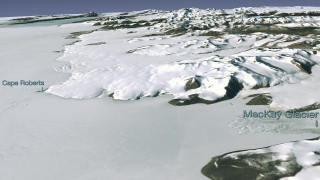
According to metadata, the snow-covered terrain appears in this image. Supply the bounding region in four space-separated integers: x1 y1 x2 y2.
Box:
1 6 320 180
44 6 320 112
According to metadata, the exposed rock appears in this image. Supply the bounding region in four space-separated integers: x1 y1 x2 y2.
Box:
82 12 98 17
93 22 101 26
185 78 200 91
100 21 152 30
103 21 118 25
276 11 320 16
251 83 270 89
65 30 98 39
202 149 302 180
239 10 258 16
246 94 272 105
202 137 320 180
287 40 320 50
226 26 320 36
85 42 106 46
225 77 244 99
120 20 132 24
168 77 243 106
258 10 278 16
290 103 320 112
10 17 37 21
163 27 188 35
149 18 167 23
199 31 224 37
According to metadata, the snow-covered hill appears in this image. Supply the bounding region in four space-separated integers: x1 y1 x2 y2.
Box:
41 6 320 112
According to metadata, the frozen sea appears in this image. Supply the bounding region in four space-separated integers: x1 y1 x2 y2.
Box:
0 17 317 180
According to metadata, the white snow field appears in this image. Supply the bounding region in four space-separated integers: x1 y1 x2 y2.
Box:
1 6 320 180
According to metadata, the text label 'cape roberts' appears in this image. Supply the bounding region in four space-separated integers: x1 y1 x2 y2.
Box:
2 80 44 86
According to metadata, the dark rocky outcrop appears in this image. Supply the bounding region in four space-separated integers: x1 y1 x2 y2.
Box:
258 10 278 16
199 31 224 37
163 27 188 35
93 22 101 26
100 21 152 30
287 40 320 50
290 103 320 112
276 11 320 16
226 26 320 36
85 42 106 46
185 78 200 91
65 30 98 39
168 76 243 106
238 10 258 16
251 83 270 89
202 150 302 180
246 94 272 105
82 12 98 17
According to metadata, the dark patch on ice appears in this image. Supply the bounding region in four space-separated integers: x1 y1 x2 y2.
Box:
64 40 81 45
142 33 163 37
307 136 320 141
118 15 137 19
255 56 286 72
246 94 272 105
290 59 314 74
185 78 200 91
202 137 320 179
100 21 152 30
258 10 278 16
290 103 320 112
236 10 258 17
276 11 320 17
199 31 225 37
98 19 156 30
287 40 320 50
251 83 270 89
225 77 244 98
143 27 188 37
226 26 320 36
202 150 302 180
103 21 119 25
169 76 243 106
246 93 270 98
93 22 101 26
168 94 224 106
314 151 320 155
66 30 98 39
163 27 188 35
85 42 106 46
149 18 167 23
108 93 114 98
312 162 320 166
